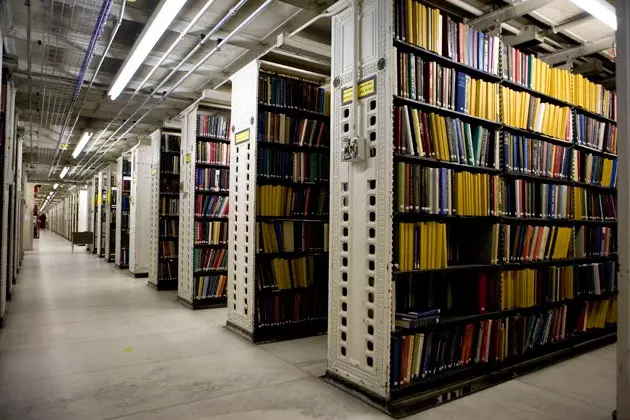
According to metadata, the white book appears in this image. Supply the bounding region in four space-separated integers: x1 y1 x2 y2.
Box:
534 102 546 133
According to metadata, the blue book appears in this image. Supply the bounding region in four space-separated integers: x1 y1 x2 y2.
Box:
440 168 448 215
391 337 400 386
273 223 284 252
468 28 474 67
478 32 484 71
611 159 618 187
455 72 467 112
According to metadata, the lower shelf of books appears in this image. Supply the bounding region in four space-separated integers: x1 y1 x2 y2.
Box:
147 278 178 291
178 295 227 310
325 324 616 418
227 317 328 344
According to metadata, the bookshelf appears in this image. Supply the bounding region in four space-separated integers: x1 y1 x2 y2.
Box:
95 171 105 257
148 129 181 289
128 144 152 277
89 175 98 253
226 61 330 342
115 154 132 268
177 105 231 310
325 1 617 417
104 165 116 262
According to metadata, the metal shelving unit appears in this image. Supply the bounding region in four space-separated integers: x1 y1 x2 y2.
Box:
128 144 152 277
115 153 132 269
324 1 618 417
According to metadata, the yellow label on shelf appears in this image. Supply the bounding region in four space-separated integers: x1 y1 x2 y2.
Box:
107 190 112 204
342 76 377 104
132 177 136 184
151 168 158 176
235 128 250 144
185 153 191 164
61 144 68 150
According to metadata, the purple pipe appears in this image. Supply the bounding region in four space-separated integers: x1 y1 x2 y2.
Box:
73 0 114 99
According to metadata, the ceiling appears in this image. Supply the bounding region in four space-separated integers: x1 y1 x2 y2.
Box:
1 0 615 209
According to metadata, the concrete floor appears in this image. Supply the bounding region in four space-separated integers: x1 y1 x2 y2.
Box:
0 231 617 419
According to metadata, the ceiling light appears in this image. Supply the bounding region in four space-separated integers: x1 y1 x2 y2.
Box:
108 0 189 100
568 0 617 30
53 183 59 190
59 166 70 179
72 132 94 158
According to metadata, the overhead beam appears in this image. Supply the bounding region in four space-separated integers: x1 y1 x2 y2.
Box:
467 0 553 31
541 36 616 65
502 25 546 48
543 13 594 36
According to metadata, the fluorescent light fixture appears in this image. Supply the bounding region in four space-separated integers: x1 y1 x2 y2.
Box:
53 183 59 190
72 132 93 158
568 0 617 30
108 0 188 100
59 166 70 179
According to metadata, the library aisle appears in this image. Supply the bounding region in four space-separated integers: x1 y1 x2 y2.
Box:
0 231 615 420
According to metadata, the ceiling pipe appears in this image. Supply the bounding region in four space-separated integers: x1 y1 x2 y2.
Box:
26 0 32 156
48 0 115 176
73 0 241 178
51 0 127 173
79 0 275 177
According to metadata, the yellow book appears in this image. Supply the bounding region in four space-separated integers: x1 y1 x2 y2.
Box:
401 223 407 271
405 0 413 44
438 115 449 161
414 1 420 47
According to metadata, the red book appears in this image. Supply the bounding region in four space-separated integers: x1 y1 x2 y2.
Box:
478 272 487 313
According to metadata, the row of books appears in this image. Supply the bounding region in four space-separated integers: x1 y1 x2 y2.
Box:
122 159 131 175
161 134 181 152
160 155 180 174
257 291 327 327
577 298 617 331
193 248 227 272
395 272 493 316
257 112 330 148
257 149 329 182
195 195 229 218
395 164 501 216
500 268 574 310
197 112 230 139
255 186 329 217
573 75 617 120
396 50 499 121
160 178 179 194
397 222 444 270
576 262 617 296
503 134 571 180
503 180 570 219
195 221 228 245
575 226 615 258
502 46 572 104
196 168 229 192
196 141 230 166
256 221 329 253
573 187 617 221
120 214 129 231
575 152 617 187
575 114 617 155
504 225 572 262
195 275 227 299
159 241 177 258
159 219 178 237
158 260 178 281
160 198 178 216
501 87 572 141
256 256 326 290
122 179 131 191
395 105 499 168
390 301 616 387
394 0 500 75
258 73 331 116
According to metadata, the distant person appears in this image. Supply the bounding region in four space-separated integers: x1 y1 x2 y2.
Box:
39 214 47 230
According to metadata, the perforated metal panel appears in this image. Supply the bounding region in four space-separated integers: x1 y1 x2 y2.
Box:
327 0 394 398
227 61 260 334
177 108 198 303
95 172 104 256
130 145 152 275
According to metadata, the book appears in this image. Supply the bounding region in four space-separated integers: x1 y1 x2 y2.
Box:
575 226 616 258
503 225 572 262
573 187 617 221
576 113 617 154
502 179 570 219
197 112 230 139
258 73 331 116
503 133 571 179
257 148 329 182
257 221 329 253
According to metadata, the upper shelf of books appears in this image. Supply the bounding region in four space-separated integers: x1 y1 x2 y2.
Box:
393 0 616 122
